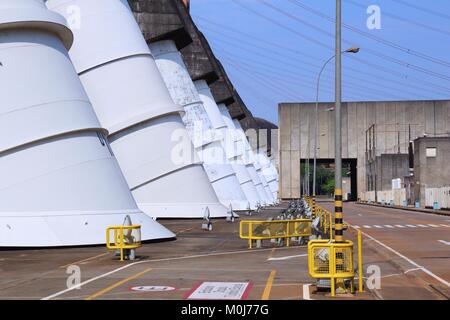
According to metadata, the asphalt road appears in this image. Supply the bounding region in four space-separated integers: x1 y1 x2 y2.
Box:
321 201 450 299
0 202 448 300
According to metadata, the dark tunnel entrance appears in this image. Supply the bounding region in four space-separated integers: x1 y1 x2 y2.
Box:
300 158 358 201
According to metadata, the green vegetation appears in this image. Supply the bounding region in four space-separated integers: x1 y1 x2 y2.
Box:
301 163 350 196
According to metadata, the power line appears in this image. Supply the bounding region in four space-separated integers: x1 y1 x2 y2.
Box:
217 45 427 100
230 0 332 50
196 15 449 97
257 0 450 81
227 70 287 107
344 0 450 38
222 53 411 101
224 59 312 100
200 23 448 98
390 0 450 21
225 59 364 103
288 0 450 68
193 15 322 63
228 0 450 93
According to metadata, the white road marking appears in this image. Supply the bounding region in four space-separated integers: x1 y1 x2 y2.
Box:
41 247 287 300
437 240 450 246
373 225 383 229
440 224 450 228
384 225 395 228
395 225 406 228
404 267 422 274
406 224 417 228
302 284 312 300
355 228 450 288
267 254 308 261
363 225 372 229
353 226 361 229
428 224 439 228
417 224 428 228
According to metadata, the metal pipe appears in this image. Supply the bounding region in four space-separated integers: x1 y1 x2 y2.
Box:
232 119 271 206
218 104 262 209
47 0 225 219
194 79 270 207
149 40 249 213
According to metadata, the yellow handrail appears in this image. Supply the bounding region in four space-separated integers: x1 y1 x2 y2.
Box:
240 219 312 249
106 225 142 261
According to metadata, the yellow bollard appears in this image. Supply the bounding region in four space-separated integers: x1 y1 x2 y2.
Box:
311 196 316 219
358 230 364 293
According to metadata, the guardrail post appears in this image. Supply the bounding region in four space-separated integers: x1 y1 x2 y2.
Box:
249 222 253 249
330 246 336 297
329 212 333 240
119 227 124 261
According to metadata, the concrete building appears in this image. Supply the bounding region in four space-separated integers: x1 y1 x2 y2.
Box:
413 137 450 206
367 154 410 192
278 100 450 200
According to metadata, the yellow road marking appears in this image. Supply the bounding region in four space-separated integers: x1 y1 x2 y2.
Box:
261 270 276 300
60 252 109 269
85 267 152 300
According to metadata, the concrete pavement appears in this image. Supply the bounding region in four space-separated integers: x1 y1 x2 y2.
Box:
0 202 448 300
321 202 450 299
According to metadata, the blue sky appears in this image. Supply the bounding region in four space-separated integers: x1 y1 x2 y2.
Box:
190 0 450 124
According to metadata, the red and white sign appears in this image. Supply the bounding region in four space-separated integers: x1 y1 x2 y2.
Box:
184 282 252 300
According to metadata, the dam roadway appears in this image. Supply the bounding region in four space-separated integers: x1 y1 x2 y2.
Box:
0 202 448 300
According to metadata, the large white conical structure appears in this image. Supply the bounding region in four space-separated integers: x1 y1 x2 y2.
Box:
232 119 272 205
254 156 276 204
257 153 279 201
190 79 253 210
149 40 250 211
217 104 264 209
46 0 227 218
0 0 174 247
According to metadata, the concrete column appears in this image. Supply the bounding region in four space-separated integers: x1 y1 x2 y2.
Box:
47 0 226 218
150 40 249 211
0 0 174 246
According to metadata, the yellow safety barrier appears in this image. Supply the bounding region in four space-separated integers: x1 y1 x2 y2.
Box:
317 206 333 239
315 205 349 240
308 239 355 297
106 225 142 261
240 219 312 249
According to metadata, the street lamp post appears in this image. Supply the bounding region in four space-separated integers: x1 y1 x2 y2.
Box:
335 0 344 243
311 35 359 222
313 48 359 200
